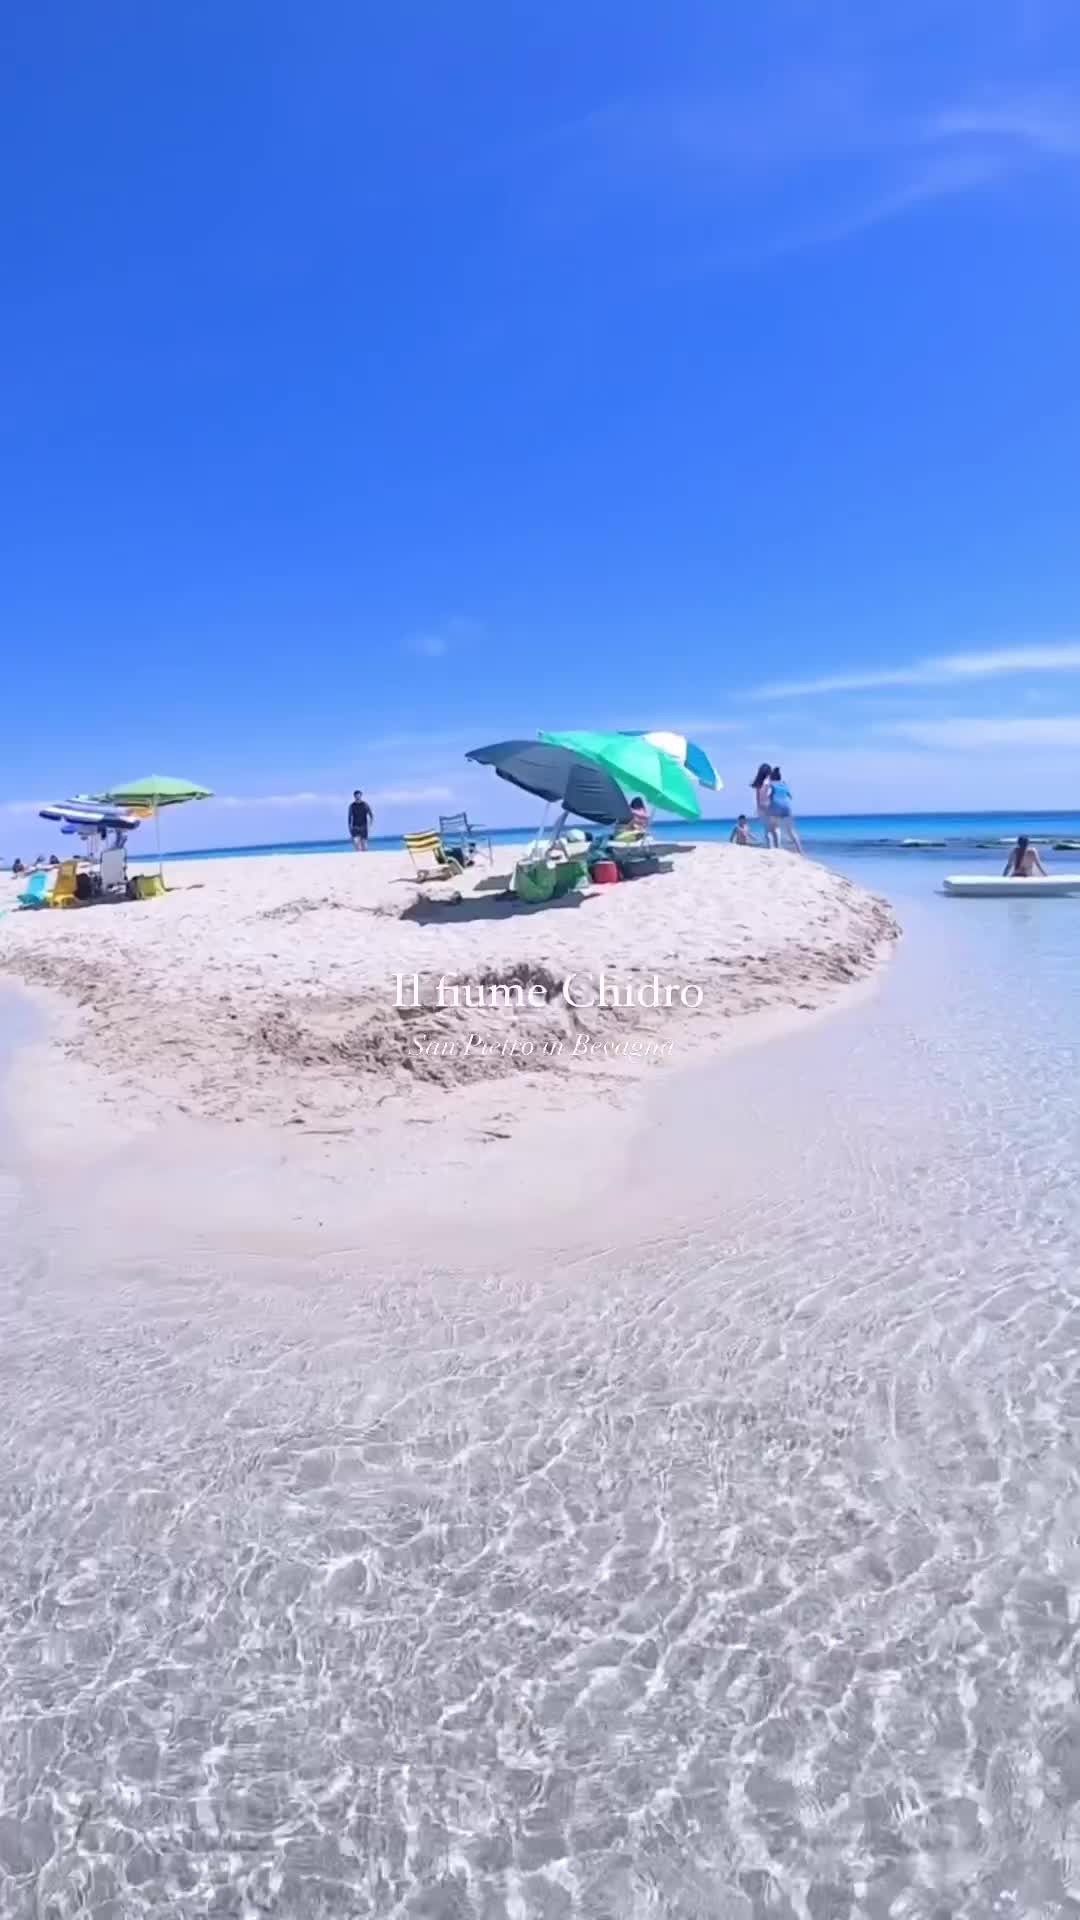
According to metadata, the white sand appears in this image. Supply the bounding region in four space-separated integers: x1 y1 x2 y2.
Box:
1 846 896 1182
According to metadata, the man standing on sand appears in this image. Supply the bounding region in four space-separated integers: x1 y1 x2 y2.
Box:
348 789 373 851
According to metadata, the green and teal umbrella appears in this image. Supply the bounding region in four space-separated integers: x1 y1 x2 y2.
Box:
633 730 722 792
539 730 700 821
93 774 213 875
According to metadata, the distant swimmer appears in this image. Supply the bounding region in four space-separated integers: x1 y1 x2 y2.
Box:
1003 834 1047 878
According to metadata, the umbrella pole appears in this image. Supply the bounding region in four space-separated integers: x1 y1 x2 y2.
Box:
545 808 568 852
155 804 162 879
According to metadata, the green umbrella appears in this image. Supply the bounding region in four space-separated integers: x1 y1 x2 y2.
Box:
93 774 213 876
539 730 700 821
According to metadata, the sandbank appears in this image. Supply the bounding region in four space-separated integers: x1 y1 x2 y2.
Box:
0 845 897 1257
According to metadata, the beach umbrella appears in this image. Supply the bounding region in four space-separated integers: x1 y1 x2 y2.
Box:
41 799 143 856
93 774 212 876
39 800 143 832
539 729 701 821
466 739 630 825
632 731 722 792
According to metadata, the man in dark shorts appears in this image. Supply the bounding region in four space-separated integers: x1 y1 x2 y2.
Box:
348 789 373 851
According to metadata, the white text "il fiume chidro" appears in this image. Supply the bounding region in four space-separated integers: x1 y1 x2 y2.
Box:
394 972 704 1011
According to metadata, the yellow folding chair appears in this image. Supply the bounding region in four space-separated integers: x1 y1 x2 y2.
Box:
403 831 464 881
49 860 79 908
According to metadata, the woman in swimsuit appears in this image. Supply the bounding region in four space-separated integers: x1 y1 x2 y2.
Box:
767 767 803 854
1003 834 1046 878
751 763 776 847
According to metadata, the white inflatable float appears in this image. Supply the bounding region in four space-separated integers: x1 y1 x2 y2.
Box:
943 873 1080 898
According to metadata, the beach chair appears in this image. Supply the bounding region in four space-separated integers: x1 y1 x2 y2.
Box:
403 831 464 881
17 871 51 909
49 859 79 908
100 847 127 893
439 810 492 865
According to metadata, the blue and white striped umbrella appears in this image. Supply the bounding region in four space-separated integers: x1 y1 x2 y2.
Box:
632 732 722 791
39 799 142 831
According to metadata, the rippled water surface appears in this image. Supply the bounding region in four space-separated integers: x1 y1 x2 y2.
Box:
2 863 1080 1918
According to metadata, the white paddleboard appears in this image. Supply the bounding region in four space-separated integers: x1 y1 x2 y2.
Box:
943 873 1080 898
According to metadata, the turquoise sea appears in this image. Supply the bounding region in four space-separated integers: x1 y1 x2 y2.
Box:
132 809 1080 866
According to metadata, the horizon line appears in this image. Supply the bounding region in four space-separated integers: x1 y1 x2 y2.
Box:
85 807 1080 862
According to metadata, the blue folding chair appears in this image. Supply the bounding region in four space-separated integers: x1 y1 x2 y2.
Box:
439 811 493 865
17 871 51 909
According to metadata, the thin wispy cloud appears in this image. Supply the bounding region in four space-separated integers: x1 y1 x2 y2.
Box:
546 63 1080 263
354 715 742 757
930 95 1080 156
672 718 743 738
833 87 1080 241
881 715 1080 749
545 63 883 188
777 88 1080 251
356 726 482 756
213 785 455 809
751 643 1080 698
746 740 1080 809
403 615 483 661
793 150 1010 251
370 783 455 807
214 791 339 809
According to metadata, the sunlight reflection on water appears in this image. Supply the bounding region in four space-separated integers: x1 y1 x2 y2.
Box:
2 862 1080 1917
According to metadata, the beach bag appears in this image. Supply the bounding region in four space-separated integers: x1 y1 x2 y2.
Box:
552 858 587 897
513 860 557 904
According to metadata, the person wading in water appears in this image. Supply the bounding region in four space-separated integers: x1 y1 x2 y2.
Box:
1003 834 1047 877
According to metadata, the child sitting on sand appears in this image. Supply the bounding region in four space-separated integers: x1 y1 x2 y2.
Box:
729 815 753 846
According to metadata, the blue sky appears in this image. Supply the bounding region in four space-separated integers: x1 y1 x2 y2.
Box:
5 0 1080 849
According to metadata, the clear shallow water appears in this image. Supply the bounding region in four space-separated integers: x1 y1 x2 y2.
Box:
2 860 1080 1916
110 810 1080 864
